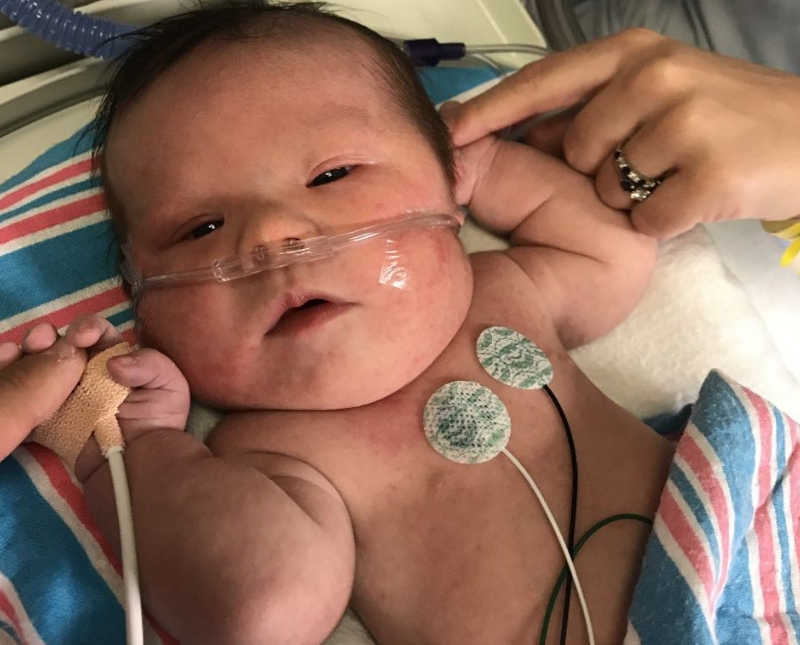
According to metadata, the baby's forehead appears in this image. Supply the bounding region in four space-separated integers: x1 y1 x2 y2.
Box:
111 27 405 148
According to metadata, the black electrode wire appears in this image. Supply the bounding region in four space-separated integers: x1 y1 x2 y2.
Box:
539 514 654 645
542 384 578 645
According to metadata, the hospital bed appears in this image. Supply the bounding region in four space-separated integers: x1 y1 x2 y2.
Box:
0 1 798 643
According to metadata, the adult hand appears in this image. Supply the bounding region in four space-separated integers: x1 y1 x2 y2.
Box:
0 318 121 461
445 29 800 239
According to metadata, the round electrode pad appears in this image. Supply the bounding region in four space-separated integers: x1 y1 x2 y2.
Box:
423 380 511 464
476 326 553 390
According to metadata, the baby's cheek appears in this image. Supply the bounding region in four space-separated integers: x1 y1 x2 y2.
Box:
135 290 242 392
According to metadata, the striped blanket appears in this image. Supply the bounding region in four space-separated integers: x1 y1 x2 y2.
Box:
0 124 134 346
627 370 800 644
0 445 173 644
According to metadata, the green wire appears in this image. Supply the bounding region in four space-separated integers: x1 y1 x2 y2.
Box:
538 513 653 645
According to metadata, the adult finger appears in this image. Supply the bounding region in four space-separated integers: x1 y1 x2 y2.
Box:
448 29 664 146
629 171 712 239
593 98 700 210
0 342 21 370
562 60 691 174
64 315 123 352
0 341 87 456
20 322 58 353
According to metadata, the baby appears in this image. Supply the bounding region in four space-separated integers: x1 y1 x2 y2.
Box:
15 3 678 644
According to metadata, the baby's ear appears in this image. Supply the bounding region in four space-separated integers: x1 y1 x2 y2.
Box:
451 135 500 208
441 100 499 207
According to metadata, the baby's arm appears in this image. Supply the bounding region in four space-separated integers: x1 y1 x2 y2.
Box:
456 135 656 348
76 325 354 645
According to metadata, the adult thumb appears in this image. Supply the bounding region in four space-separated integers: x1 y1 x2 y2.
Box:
0 340 86 458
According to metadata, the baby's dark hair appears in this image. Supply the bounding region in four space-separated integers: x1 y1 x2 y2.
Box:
92 0 455 243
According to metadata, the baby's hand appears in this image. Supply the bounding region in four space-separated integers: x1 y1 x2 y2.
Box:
0 317 120 461
106 347 190 441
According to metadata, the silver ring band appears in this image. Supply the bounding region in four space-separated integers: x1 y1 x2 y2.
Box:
614 147 662 203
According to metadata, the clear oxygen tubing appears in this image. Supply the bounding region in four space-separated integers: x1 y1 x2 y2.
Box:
121 212 461 295
0 0 134 59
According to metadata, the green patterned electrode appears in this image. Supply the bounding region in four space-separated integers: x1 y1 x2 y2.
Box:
476 326 553 390
423 380 511 464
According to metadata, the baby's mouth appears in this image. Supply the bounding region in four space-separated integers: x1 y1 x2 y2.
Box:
266 294 352 335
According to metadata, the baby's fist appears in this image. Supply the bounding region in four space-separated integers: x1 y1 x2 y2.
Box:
107 348 190 441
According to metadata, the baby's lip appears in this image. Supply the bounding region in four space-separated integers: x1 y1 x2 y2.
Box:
264 291 351 335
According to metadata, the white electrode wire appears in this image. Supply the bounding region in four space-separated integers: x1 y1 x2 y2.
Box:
107 447 144 645
466 43 551 57
501 448 595 645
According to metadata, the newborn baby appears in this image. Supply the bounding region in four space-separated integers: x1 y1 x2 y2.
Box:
71 3 673 644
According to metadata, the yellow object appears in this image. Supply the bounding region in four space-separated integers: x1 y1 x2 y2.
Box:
762 217 800 272
30 342 132 469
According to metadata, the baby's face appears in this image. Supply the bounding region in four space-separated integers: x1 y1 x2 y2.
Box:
105 36 473 409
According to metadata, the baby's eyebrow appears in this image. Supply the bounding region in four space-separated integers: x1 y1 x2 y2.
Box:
301 102 373 128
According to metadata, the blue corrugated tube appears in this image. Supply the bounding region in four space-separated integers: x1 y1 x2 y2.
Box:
0 0 135 59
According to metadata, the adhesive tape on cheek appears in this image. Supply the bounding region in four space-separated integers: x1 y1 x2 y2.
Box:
378 237 410 289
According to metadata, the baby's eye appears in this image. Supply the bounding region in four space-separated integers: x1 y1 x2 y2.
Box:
308 166 351 187
188 219 224 240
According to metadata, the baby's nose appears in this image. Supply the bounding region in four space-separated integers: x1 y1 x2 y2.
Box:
236 212 320 256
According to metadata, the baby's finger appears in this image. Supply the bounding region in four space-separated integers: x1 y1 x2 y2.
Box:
65 315 123 352
107 348 188 394
116 393 188 427
0 342 21 370
20 322 58 353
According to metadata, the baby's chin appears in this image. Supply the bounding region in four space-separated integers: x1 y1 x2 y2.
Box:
190 364 423 411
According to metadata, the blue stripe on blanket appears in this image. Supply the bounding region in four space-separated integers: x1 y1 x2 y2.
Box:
0 457 124 644
0 176 103 224
107 308 133 329
0 222 119 318
629 538 715 644
671 466 721 567
627 370 800 645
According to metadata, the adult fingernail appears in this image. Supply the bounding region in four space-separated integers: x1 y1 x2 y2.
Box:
112 355 136 368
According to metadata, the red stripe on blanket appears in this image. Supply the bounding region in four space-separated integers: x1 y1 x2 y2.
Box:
26 444 121 575
660 485 715 610
0 192 106 242
27 451 175 644
0 157 92 211
0 287 129 344
147 611 179 645
746 390 790 644
0 588 28 645
788 418 800 597
679 433 732 604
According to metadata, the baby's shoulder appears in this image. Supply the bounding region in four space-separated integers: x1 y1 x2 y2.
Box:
467 250 562 353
